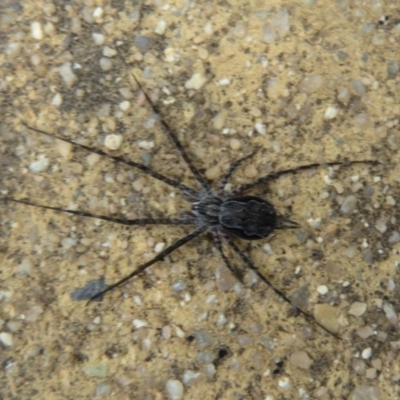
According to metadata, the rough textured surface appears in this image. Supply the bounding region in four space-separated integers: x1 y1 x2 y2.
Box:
1 1 399 399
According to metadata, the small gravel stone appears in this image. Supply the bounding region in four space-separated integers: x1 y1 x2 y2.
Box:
56 139 73 159
299 74 323 93
388 231 400 244
82 364 108 377
155 20 167 35
212 109 228 129
324 106 338 120
138 140 154 150
290 351 312 370
348 302 367 317
92 32 105 45
59 62 77 87
104 134 123 150
340 195 357 214
31 21 43 40
314 304 340 334
255 122 267 135
182 370 202 386
0 332 13 347
215 264 236 291
317 285 329 295
29 157 49 173
17 258 33 277
362 347 372 359
154 242 165 252
99 57 112 71
165 379 184 400
171 280 186 293
102 46 116 57
162 325 171 340
356 325 374 339
278 377 291 390
185 73 207 90
229 138 241 150
132 319 148 329
348 385 381 400
194 329 215 350
94 382 111 397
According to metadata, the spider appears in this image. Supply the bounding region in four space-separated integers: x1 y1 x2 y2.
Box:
5 52 379 338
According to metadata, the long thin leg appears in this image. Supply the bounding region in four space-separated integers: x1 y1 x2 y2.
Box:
233 160 380 195
21 122 198 198
115 45 212 193
4 198 195 226
212 229 244 280
218 152 256 195
221 231 341 338
88 225 208 301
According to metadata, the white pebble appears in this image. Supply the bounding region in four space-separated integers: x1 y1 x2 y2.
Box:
92 32 105 45
29 156 49 173
255 123 267 135
361 347 372 359
133 319 148 329
0 332 13 347
31 21 43 40
104 134 123 150
165 379 184 400
218 78 230 85
119 101 131 111
278 377 291 389
58 62 77 87
103 46 117 57
51 93 62 107
324 106 338 120
138 140 154 150
155 20 167 35
154 242 166 253
317 285 329 295
185 73 207 90
93 7 103 19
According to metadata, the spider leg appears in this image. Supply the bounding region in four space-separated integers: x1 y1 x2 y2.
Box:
212 229 244 281
4 198 195 226
218 151 257 195
232 159 380 195
20 122 198 198
115 45 212 193
88 225 208 302
220 231 341 339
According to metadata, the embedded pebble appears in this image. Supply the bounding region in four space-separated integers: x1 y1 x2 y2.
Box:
104 134 123 151
237 334 253 347
317 285 329 295
31 21 43 40
388 231 400 244
212 109 228 129
324 106 338 120
229 138 241 150
132 319 148 329
205 165 221 180
61 237 77 249
82 364 108 377
337 87 351 105
119 100 130 111
56 139 73 159
154 242 166 252
138 140 154 150
51 93 62 107
94 382 111 397
314 304 340 334
194 329 215 350
0 332 13 347
278 377 291 390
299 75 323 93
165 379 184 400
162 325 171 340
356 325 374 339
348 302 367 317
215 264 236 291
99 57 112 71
59 62 78 87
182 370 202 386
185 73 207 90
290 351 312 370
171 280 186 293
155 20 167 35
17 258 33 277
135 35 151 51
29 157 49 173
92 32 105 46
254 123 267 135
362 347 372 359
103 46 116 57
340 195 357 214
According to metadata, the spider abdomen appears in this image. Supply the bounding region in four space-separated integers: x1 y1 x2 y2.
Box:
219 196 277 240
